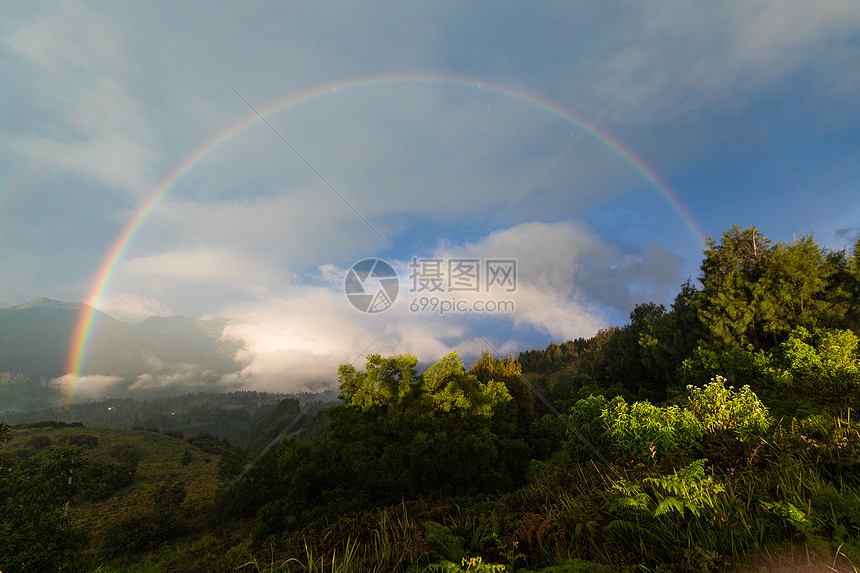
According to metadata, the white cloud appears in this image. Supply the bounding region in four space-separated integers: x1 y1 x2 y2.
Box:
600 0 860 127
151 189 392 270
219 286 383 392
51 373 124 403
425 221 680 327
124 246 279 284
90 292 173 323
4 1 157 193
129 370 216 393
214 220 680 393
728 1 860 74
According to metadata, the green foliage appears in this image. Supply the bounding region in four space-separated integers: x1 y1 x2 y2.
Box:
680 345 769 390
685 375 772 440
470 350 535 427
77 459 137 501
533 559 612 572
522 282 705 406
771 412 860 483
519 339 590 373
234 352 531 530
698 226 772 347
418 351 519 418
108 442 143 465
216 448 246 482
760 500 810 532
424 520 466 563
645 459 726 518
602 397 702 459
611 460 725 520
0 444 88 572
14 419 85 429
769 326 860 409
563 395 612 462
697 226 852 351
338 353 418 410
684 326 860 415
422 352 475 413
5 225 860 572
427 557 507 571
530 413 568 460
27 434 52 450
62 433 99 448
99 512 184 560
185 431 231 455
571 376 771 462
153 476 187 511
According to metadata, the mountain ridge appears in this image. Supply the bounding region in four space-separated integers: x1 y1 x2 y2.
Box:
0 299 245 407
10 297 86 311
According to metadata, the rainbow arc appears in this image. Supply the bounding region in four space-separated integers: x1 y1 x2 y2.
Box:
64 73 706 402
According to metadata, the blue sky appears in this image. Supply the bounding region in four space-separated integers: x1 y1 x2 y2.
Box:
1 2 859 393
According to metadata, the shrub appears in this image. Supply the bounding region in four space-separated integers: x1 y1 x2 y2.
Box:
685 375 772 441
579 377 771 461
77 460 137 501
563 395 613 462
27 435 52 450
186 432 231 455
601 398 701 460
772 327 860 409
100 512 184 560
62 433 99 448
153 477 186 511
108 443 143 466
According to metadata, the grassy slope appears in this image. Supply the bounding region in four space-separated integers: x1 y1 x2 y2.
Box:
1 425 220 561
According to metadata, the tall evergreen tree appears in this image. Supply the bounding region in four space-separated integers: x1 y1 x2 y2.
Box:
698 226 832 349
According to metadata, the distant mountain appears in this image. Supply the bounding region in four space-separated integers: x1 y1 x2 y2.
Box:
0 298 102 379
11 297 85 311
0 299 245 404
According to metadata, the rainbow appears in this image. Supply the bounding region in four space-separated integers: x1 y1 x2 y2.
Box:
64 73 706 400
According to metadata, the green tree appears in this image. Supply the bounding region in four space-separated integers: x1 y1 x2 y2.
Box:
421 351 474 412
421 352 513 416
699 225 774 348
469 350 535 428
760 235 828 337
153 476 186 511
108 443 143 466
0 444 88 571
819 244 860 329
256 352 531 530
699 226 831 349
216 449 246 483
770 326 860 410
338 353 418 410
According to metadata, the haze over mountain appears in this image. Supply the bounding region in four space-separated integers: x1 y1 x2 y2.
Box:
0 298 246 408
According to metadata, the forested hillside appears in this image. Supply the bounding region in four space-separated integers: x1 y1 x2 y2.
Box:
0 390 337 449
3 226 860 572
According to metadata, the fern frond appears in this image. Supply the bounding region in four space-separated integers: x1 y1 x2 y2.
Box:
654 496 687 517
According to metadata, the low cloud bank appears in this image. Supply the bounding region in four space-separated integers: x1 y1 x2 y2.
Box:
217 221 682 394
